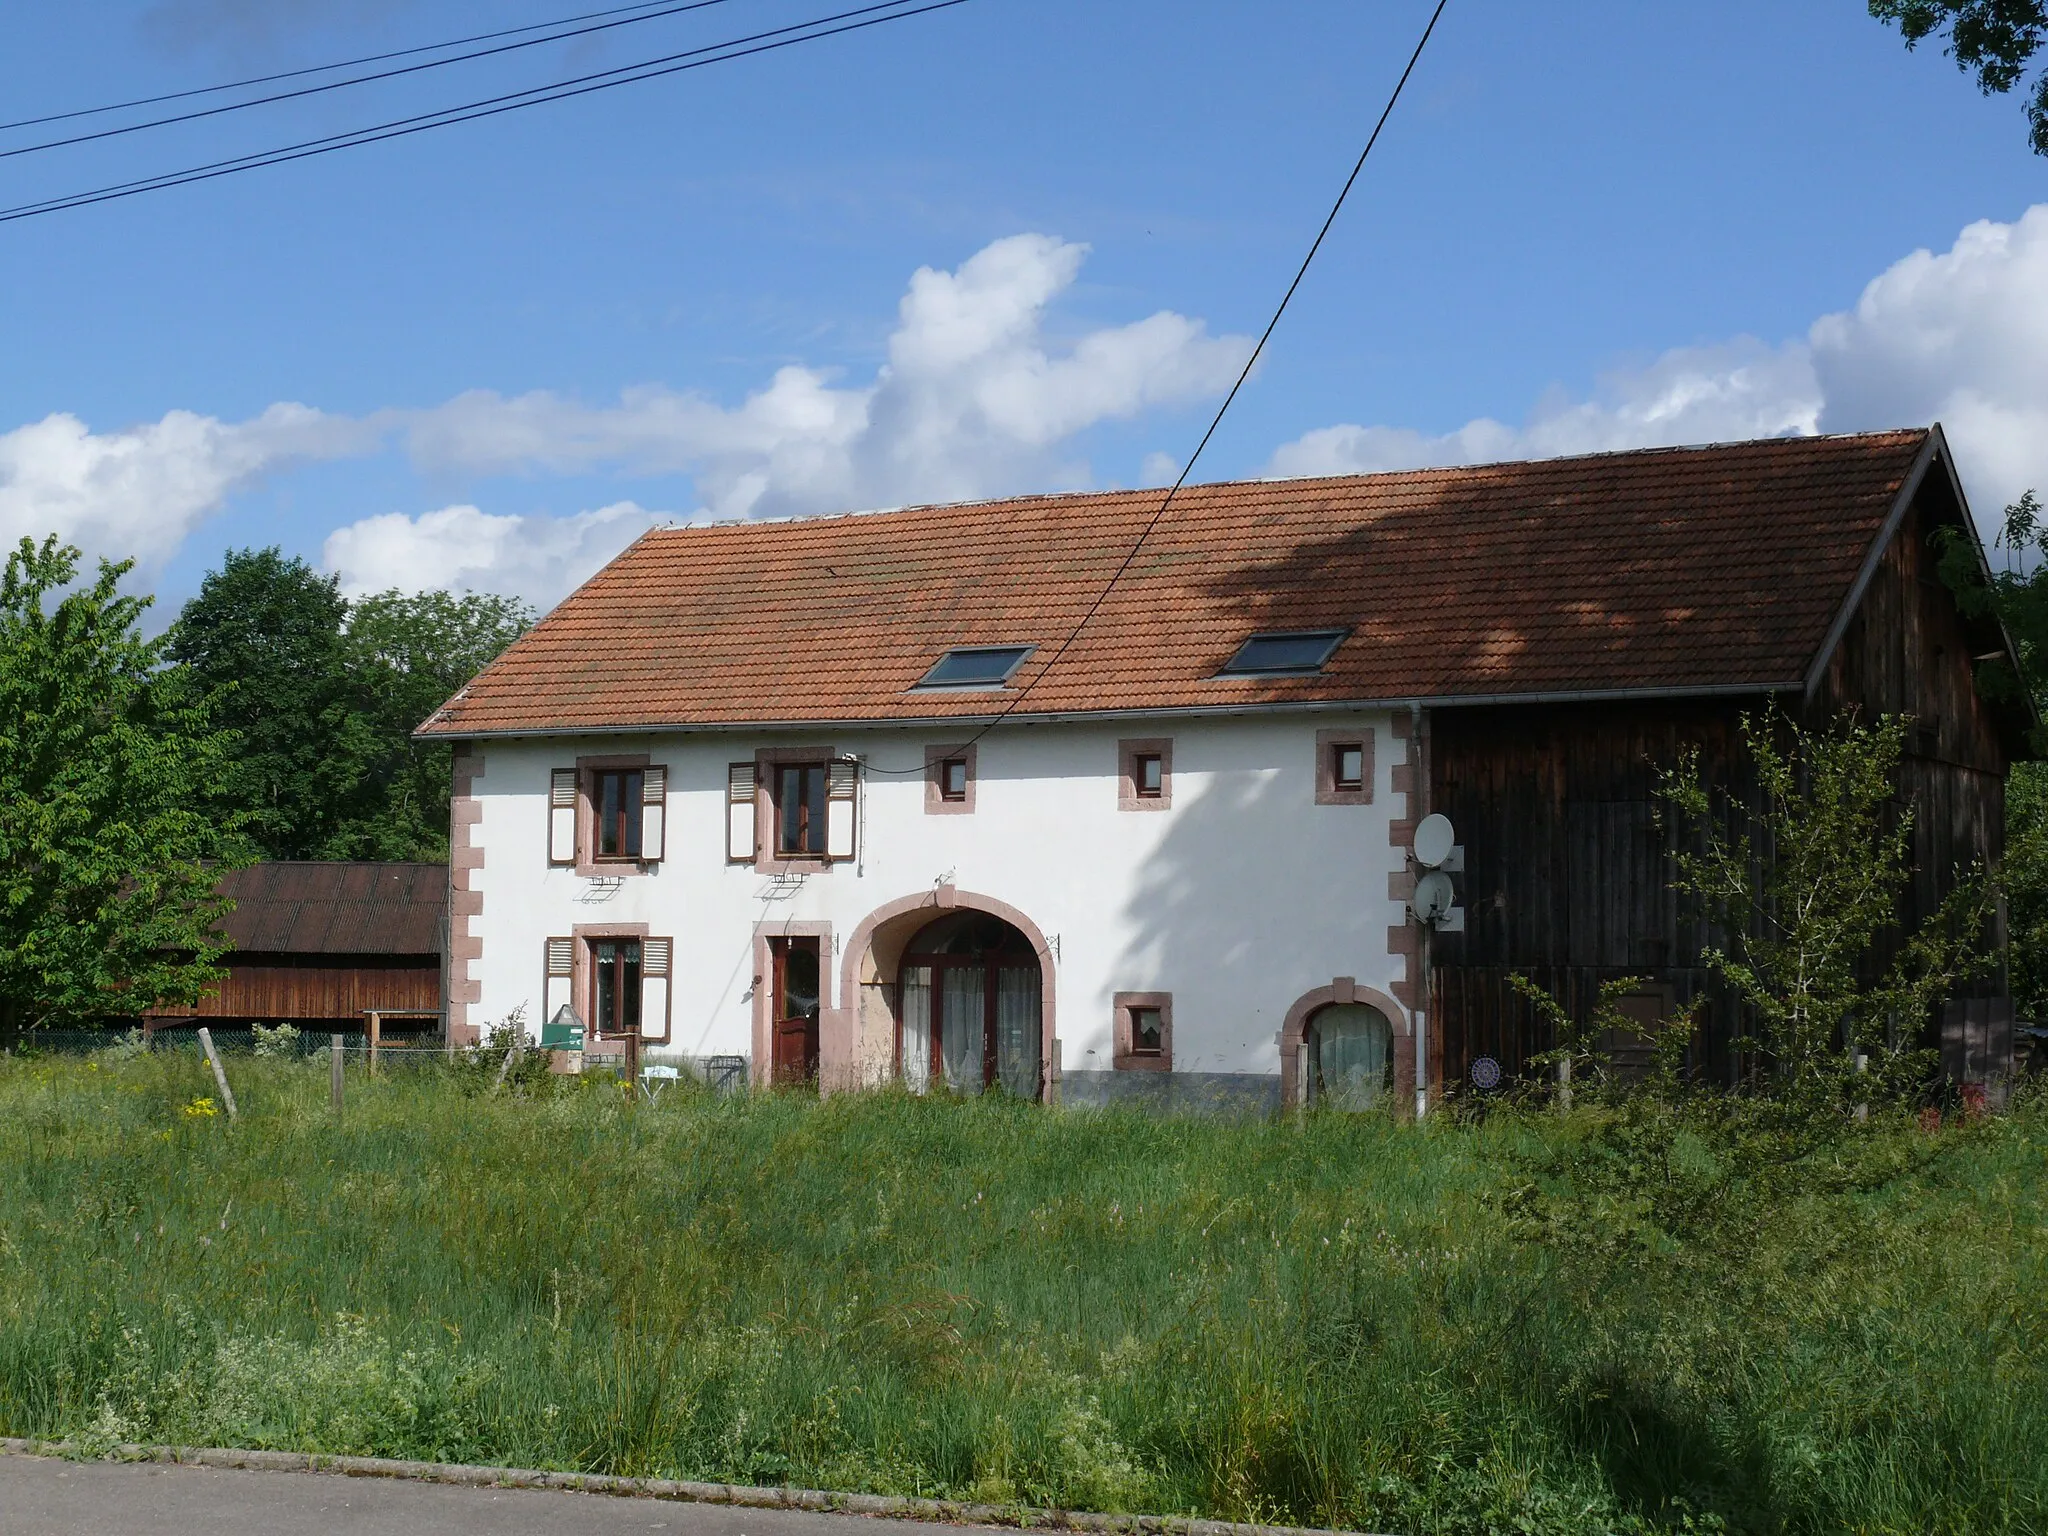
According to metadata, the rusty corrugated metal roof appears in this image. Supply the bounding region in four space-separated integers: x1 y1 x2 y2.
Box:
416 430 1935 737
214 862 446 956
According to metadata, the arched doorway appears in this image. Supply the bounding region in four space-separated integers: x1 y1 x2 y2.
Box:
1305 1002 1395 1110
897 911 1043 1098
1279 980 1412 1111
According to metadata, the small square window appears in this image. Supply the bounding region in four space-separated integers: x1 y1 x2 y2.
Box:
1114 991 1172 1070
1333 743 1365 793
940 757 969 802
1135 754 1164 798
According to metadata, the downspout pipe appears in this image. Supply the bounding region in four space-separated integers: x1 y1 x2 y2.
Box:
1412 700 1429 1120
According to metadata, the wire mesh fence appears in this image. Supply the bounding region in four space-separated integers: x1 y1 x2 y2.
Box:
9 1026 755 1094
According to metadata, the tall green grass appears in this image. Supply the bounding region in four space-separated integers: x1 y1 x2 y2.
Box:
0 1051 2041 1535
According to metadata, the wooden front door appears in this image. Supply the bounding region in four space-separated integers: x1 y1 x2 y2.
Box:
770 937 821 1086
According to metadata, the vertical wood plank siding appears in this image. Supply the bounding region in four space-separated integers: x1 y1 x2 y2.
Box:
147 957 443 1022
1429 480 2015 1093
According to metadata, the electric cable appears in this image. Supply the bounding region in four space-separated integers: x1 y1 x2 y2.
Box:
861 0 1451 776
0 1 706 133
0 0 750 162
0 0 972 225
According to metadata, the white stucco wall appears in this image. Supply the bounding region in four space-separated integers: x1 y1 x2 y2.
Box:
460 710 1412 1086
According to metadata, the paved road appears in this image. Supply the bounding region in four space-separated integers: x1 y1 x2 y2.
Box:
1 1454 955 1536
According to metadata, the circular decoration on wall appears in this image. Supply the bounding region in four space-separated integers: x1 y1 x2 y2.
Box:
1470 1056 1502 1092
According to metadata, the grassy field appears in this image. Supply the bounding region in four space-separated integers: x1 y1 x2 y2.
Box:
0 1050 2042 1535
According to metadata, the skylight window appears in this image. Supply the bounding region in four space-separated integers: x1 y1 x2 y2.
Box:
914 645 1035 690
1218 629 1348 676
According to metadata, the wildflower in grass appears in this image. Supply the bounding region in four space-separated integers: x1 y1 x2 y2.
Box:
181 1096 218 1119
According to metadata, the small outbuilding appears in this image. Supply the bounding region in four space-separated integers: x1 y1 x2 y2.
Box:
144 862 447 1039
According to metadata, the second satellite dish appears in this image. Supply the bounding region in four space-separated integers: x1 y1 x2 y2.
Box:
1413 871 1456 923
1413 813 1456 868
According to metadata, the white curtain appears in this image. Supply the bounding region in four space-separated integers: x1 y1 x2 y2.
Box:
941 968 984 1093
995 966 1041 1099
1314 1004 1393 1110
900 966 932 1094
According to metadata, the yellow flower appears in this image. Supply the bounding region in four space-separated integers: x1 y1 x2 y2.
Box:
181 1097 219 1119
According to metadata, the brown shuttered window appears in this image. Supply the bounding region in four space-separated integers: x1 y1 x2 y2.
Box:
727 763 757 863
548 769 578 865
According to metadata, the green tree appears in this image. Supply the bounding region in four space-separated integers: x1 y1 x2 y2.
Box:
1967 489 2048 1012
167 551 531 862
333 588 532 859
0 537 245 1047
164 548 363 860
1659 710 1993 1107
1871 0 2048 155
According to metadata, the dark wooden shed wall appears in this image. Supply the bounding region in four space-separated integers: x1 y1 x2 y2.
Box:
147 956 443 1025
1428 463 2017 1091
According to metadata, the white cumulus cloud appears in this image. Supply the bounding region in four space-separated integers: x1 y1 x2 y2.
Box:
0 402 370 574
400 233 1254 521
320 500 666 606
1270 203 2048 523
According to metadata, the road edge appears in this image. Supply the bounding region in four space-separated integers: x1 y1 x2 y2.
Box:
0 1439 1385 1536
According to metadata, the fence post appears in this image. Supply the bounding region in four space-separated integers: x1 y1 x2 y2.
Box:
1557 1053 1573 1112
331 1034 344 1112
196 1027 238 1120
492 1026 524 1093
368 1011 381 1076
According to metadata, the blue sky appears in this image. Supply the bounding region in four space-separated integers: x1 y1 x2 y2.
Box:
2 0 2044 615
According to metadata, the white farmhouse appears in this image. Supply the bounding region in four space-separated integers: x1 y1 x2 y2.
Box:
418 429 2028 1107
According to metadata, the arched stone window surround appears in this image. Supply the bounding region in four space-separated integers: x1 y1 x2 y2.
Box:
829 885 1057 1098
1279 977 1413 1111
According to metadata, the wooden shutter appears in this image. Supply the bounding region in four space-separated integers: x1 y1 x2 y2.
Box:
640 937 672 1043
543 937 575 1028
548 769 578 865
641 765 667 863
826 758 859 861
727 763 757 863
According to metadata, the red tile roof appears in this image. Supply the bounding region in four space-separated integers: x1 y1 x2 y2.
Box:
419 430 1934 737
214 863 447 955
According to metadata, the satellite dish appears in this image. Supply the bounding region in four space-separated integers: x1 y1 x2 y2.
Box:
1413 813 1456 868
1413 870 1455 924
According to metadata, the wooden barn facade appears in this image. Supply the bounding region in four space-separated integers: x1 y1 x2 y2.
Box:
145 862 448 1036
1425 426 2030 1093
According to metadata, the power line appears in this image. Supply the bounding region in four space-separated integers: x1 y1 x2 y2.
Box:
0 0 750 163
865 0 1451 776
0 0 973 226
0 1 700 134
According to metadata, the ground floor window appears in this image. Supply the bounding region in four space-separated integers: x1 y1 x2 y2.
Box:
897 912 1041 1098
1308 1002 1393 1109
592 938 641 1037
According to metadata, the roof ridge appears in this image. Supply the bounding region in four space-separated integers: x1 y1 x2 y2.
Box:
634 428 1931 541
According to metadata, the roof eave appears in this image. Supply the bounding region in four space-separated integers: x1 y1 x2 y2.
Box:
415 679 1806 743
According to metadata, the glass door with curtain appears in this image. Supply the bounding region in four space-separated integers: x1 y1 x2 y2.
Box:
1308 1003 1394 1110
896 912 1043 1099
